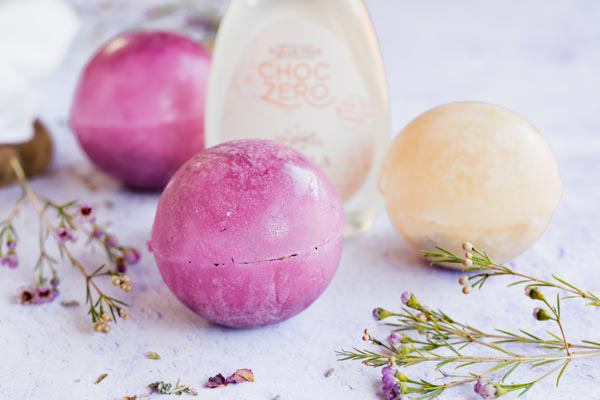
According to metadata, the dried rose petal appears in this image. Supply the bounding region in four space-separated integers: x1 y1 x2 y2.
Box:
226 369 254 384
206 373 227 388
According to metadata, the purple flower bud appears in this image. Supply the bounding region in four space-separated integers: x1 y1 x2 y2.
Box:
6 240 16 250
116 257 127 274
50 277 60 287
382 374 397 390
382 366 396 378
474 380 502 399
384 383 401 400
388 332 403 347
55 227 76 244
123 247 141 265
105 235 118 248
372 307 392 321
92 228 104 239
1 254 18 269
401 291 411 304
400 291 420 309
474 379 484 394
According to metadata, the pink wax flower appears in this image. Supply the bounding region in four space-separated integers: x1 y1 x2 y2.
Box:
151 139 344 328
70 31 211 190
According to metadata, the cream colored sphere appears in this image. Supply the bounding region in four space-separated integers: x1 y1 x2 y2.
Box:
379 102 562 266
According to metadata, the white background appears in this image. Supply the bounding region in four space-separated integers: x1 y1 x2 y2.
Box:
1 1 600 399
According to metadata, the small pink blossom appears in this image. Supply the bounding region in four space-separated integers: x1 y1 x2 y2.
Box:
55 227 76 244
77 203 96 223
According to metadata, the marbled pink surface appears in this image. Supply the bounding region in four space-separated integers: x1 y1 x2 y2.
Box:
70 31 210 189
151 139 344 327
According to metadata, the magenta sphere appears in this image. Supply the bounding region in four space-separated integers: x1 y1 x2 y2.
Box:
70 31 211 190
151 139 344 328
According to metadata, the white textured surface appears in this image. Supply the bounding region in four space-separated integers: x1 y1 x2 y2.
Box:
1 1 600 399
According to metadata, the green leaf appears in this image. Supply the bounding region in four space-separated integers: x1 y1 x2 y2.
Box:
517 385 534 397
531 359 559 368
491 361 514 371
519 329 542 341
551 275 581 292
495 329 518 337
435 360 452 370
507 280 531 287
502 362 521 382
455 361 477 370
556 360 571 386
546 330 562 342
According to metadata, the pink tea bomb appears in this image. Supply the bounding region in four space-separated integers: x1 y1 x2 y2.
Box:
70 31 211 190
150 139 344 328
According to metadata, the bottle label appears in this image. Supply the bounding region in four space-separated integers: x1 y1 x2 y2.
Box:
221 21 374 201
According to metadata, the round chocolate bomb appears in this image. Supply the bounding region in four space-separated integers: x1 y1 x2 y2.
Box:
70 31 210 190
151 139 344 327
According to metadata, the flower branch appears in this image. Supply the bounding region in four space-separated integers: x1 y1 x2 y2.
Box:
339 242 600 399
1 157 140 332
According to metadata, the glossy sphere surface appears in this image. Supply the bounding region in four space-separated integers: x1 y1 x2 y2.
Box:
151 139 344 327
380 102 562 265
70 31 210 190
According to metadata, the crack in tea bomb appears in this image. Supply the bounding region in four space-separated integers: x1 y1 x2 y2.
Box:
151 139 344 328
70 31 211 190
379 102 562 266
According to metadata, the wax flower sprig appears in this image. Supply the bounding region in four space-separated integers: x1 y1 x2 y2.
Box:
338 243 600 399
423 243 600 306
0 157 141 333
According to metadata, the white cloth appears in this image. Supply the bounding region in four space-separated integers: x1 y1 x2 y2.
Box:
0 0 79 144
